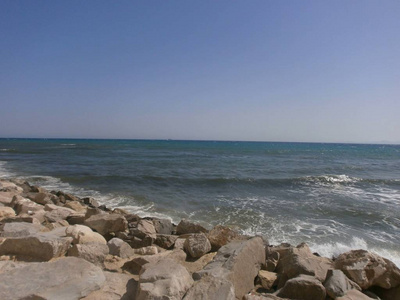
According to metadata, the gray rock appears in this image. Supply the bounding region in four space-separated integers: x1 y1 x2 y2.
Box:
84 213 128 235
155 234 179 249
82 271 137 300
153 218 173 234
276 274 326 300
0 222 48 237
188 237 265 300
0 230 73 261
108 237 135 258
176 219 208 235
136 258 194 300
68 243 109 266
324 269 361 298
0 257 105 300
184 233 212 258
335 249 400 290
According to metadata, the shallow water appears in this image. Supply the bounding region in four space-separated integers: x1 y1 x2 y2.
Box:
1 139 399 265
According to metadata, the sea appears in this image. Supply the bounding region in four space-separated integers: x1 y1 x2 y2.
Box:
0 139 399 265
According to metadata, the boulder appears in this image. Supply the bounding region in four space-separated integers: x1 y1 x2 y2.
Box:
0 257 105 300
0 222 48 237
334 250 400 289
32 192 55 205
207 225 242 251
134 245 158 255
30 185 48 193
176 219 208 235
152 218 173 234
82 197 100 208
155 234 179 249
64 201 87 213
336 289 375 300
85 207 106 219
0 230 73 261
275 243 333 283
0 180 23 193
184 233 212 258
188 237 265 300
258 270 278 290
11 195 44 214
323 269 361 298
130 219 157 239
0 191 15 206
0 207 15 220
82 271 137 300
369 285 400 300
65 224 107 245
244 294 286 300
265 250 280 272
67 243 109 266
84 213 128 235
276 274 326 300
136 258 194 300
108 237 135 258
67 213 86 224
45 219 70 230
44 204 76 222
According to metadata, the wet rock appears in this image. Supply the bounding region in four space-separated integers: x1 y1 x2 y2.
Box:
108 237 135 258
67 243 109 266
82 197 100 208
265 248 280 271
136 258 194 300
189 237 265 300
155 234 178 249
184 232 212 258
259 270 278 290
176 219 208 235
335 249 400 289
84 213 128 235
0 257 105 300
276 274 326 300
65 224 107 245
323 269 361 298
207 224 242 251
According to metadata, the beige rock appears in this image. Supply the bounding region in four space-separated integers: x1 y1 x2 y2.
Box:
108 237 135 258
134 245 158 255
136 258 194 300
177 219 208 235
45 219 70 230
207 225 243 251
0 257 105 300
65 224 107 245
65 201 87 213
155 234 178 249
0 191 16 206
259 270 278 290
130 219 157 239
265 249 280 271
184 232 212 258
276 274 326 300
84 213 128 235
0 207 15 220
153 218 173 234
67 243 109 266
336 289 375 300
0 181 23 193
0 222 48 237
11 195 44 215
323 269 361 299
335 249 400 289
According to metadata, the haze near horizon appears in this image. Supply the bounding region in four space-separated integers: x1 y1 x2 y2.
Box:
1 1 399 144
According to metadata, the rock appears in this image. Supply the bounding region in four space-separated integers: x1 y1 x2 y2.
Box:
275 243 333 284
155 234 179 249
324 269 361 298
134 245 158 255
189 237 265 300
84 213 128 235
11 195 44 214
30 185 48 193
259 270 278 290
265 248 280 271
0 230 73 261
82 197 100 208
0 222 48 237
244 294 286 300
136 258 194 300
335 249 400 289
0 260 29 274
129 236 154 249
66 213 86 224
0 257 105 300
32 192 55 205
44 204 76 222
82 271 137 300
0 207 15 220
0 180 23 193
67 243 109 266
0 191 15 206
176 219 208 235
108 237 135 258
152 218 173 234
64 201 87 213
0 215 42 224
65 224 107 245
85 207 106 219
276 274 326 300
207 225 242 251
184 233 212 258
130 219 157 239
45 219 70 230
336 289 375 300
369 285 400 300
181 252 217 275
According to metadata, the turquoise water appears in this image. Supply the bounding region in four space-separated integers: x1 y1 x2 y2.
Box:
1 139 399 264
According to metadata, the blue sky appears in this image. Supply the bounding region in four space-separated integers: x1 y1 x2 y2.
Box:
1 1 399 143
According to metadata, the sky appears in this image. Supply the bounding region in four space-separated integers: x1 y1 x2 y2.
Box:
1 1 399 143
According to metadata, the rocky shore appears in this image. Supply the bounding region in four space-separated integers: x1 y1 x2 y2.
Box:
0 178 399 300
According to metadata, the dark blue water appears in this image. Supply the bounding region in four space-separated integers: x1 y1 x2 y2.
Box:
1 139 399 264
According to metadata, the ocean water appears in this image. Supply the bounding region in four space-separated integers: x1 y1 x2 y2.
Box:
1 139 399 265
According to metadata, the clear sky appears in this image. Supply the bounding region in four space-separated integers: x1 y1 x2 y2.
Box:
1 1 399 143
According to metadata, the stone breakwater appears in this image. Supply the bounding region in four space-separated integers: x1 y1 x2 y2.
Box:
0 178 399 300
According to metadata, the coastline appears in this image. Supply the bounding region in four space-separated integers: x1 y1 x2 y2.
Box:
0 177 399 299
